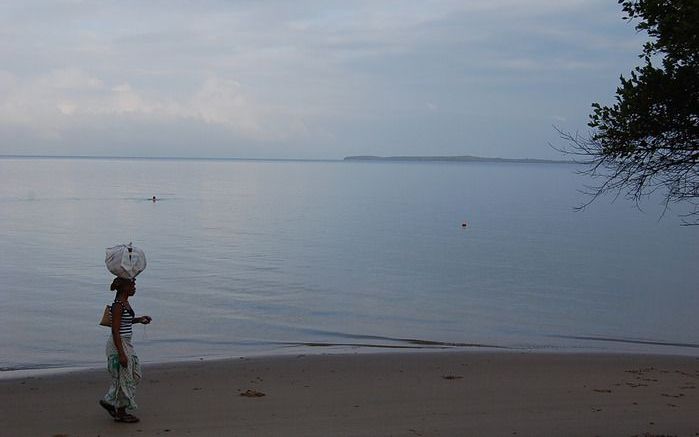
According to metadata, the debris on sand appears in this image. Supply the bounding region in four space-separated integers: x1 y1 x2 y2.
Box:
240 389 266 398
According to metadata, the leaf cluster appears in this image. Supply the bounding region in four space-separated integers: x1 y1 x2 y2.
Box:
563 0 698 224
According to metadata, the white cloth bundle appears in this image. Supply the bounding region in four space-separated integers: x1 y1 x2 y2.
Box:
105 243 147 279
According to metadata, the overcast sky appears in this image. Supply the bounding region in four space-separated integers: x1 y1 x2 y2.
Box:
0 0 646 159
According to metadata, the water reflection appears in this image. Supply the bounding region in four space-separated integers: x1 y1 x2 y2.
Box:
1 158 698 371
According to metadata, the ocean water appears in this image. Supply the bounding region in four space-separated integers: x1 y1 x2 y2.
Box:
1 157 698 372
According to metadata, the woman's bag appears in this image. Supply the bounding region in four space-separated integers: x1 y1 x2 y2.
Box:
99 305 111 327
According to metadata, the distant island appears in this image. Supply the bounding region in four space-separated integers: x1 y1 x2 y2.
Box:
343 155 573 164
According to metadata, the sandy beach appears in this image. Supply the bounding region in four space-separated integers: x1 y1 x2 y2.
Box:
2 351 698 436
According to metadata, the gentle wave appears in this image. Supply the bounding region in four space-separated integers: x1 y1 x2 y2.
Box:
550 335 699 350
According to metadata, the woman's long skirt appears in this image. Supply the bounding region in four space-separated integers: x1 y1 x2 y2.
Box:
103 335 142 411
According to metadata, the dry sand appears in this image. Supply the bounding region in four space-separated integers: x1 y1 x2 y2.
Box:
2 351 698 436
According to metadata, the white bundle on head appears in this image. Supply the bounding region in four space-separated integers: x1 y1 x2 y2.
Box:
105 242 147 279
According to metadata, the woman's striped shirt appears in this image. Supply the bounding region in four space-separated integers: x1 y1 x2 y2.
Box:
111 301 135 338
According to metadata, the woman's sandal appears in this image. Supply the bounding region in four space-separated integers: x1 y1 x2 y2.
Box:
114 413 140 423
98 400 116 418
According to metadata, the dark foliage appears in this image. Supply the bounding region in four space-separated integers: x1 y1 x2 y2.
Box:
561 0 698 224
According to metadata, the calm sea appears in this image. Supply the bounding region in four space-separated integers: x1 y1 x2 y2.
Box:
1 157 698 372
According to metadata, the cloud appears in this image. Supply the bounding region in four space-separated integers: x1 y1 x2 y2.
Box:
0 69 310 143
0 0 643 158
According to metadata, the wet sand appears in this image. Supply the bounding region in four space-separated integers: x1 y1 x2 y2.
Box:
2 351 698 436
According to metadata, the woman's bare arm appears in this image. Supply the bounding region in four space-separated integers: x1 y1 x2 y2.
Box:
133 316 152 324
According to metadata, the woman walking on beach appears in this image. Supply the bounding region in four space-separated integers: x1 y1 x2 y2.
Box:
100 277 152 423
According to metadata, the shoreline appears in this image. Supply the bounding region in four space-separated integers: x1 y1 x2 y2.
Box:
3 344 699 380
3 350 698 436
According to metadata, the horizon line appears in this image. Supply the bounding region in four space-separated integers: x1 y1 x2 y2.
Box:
0 153 569 163
0 154 340 162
